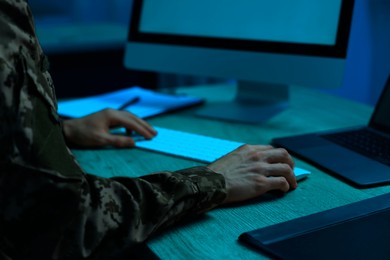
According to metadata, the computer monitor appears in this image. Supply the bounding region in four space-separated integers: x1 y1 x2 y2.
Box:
124 0 355 123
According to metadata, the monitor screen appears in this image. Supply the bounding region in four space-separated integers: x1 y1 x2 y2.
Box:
139 1 341 50
124 0 355 123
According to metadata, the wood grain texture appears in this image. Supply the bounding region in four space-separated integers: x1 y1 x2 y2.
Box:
72 84 390 259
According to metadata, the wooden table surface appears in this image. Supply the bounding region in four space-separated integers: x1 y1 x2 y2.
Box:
72 84 390 259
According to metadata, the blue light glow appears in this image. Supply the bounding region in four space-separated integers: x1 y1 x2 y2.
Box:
140 0 342 45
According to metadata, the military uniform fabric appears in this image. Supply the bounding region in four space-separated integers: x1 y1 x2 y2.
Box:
0 0 227 259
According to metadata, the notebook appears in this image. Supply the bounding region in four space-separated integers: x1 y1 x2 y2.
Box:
273 75 390 187
239 192 390 260
57 86 203 119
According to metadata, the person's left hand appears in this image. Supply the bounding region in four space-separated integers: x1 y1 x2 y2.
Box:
62 108 157 148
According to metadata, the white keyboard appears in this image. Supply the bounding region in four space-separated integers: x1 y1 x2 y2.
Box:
136 126 242 163
133 126 310 181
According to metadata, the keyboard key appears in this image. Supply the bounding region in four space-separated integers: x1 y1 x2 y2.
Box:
128 126 310 180
323 129 390 165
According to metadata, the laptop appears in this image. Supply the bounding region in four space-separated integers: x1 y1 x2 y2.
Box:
273 74 390 187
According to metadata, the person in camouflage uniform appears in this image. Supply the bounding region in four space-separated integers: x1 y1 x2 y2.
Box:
0 0 297 259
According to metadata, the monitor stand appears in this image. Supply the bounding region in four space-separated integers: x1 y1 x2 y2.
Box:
196 81 289 124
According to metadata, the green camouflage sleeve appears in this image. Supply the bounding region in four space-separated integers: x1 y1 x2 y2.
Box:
0 1 227 259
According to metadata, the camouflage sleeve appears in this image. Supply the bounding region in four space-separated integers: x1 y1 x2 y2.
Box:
0 1 227 259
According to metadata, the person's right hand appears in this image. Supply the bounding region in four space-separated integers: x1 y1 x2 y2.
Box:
207 144 297 204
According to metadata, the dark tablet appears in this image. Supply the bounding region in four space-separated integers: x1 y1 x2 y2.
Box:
239 193 390 260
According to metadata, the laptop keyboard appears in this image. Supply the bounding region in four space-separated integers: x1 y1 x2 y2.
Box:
323 129 390 166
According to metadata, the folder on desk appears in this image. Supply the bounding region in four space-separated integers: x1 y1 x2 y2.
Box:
239 193 390 259
58 86 203 119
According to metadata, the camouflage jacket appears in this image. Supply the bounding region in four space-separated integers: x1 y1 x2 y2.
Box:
0 1 227 259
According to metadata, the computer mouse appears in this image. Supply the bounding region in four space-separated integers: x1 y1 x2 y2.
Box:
294 167 311 181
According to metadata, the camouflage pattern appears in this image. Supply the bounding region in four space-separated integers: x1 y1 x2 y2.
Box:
0 0 227 259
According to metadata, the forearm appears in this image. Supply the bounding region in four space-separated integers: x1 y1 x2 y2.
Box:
114 166 227 232
0 162 226 259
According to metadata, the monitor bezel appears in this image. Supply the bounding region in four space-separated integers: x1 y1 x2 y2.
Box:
128 0 355 58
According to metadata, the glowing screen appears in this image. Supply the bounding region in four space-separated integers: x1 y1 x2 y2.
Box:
140 0 342 46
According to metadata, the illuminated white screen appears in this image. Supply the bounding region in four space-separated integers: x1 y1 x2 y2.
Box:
140 0 342 46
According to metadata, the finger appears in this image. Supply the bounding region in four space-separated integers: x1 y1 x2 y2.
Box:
243 144 274 152
264 163 297 189
125 120 157 140
125 112 157 136
110 111 157 139
125 114 156 137
258 144 274 150
265 176 290 193
99 132 136 148
262 148 294 168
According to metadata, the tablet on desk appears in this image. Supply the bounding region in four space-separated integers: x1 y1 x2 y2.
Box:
239 193 390 259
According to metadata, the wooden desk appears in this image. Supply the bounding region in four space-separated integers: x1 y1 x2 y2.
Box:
72 84 390 259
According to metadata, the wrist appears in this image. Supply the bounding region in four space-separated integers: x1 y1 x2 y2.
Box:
62 119 77 146
176 166 227 210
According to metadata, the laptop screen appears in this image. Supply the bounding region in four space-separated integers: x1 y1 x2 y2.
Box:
370 75 390 133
